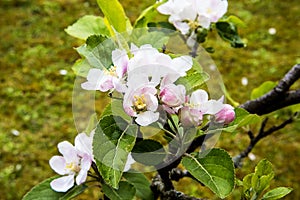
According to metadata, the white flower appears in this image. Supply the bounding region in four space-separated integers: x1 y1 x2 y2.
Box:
49 132 94 192
196 0 228 28
179 89 224 126
82 49 128 93
128 44 192 85
160 84 186 113
157 0 228 32
123 79 159 126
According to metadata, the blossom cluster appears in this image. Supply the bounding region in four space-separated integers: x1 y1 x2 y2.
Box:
82 44 234 127
157 0 228 34
49 131 134 192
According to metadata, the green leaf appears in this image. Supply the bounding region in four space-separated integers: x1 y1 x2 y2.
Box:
72 58 92 78
101 100 131 123
59 184 88 200
65 15 110 40
134 0 167 28
132 139 166 166
102 181 136 200
84 113 98 134
261 187 293 200
76 37 116 70
22 176 65 200
251 81 277 100
176 70 210 93
216 21 245 48
130 29 169 49
182 148 235 198
225 15 246 28
93 115 138 188
123 172 154 200
252 159 274 195
242 173 254 199
96 0 130 33
229 107 261 128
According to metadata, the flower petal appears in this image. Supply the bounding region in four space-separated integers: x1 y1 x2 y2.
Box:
57 141 78 164
75 133 93 159
76 169 88 185
49 156 67 175
136 111 159 126
50 174 75 192
124 153 135 172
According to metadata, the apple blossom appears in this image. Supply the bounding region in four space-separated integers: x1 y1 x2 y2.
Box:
157 0 228 32
179 89 225 126
81 49 128 92
180 106 203 127
49 132 94 192
128 44 192 85
214 104 235 124
159 84 186 113
123 75 159 126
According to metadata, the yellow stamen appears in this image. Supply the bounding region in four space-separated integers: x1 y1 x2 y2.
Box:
188 20 200 30
66 162 81 173
134 94 147 112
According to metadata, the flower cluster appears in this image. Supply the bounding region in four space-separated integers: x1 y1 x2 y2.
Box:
157 0 228 34
49 132 94 192
49 131 135 192
82 44 235 127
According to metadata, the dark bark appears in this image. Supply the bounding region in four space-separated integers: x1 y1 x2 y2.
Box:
240 64 300 115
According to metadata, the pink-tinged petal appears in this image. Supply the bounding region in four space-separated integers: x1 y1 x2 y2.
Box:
180 106 202 127
136 111 159 126
57 141 78 164
112 77 127 93
214 104 235 124
76 169 88 185
160 84 186 107
124 153 135 172
162 105 176 114
112 49 128 78
75 133 93 158
145 93 158 112
201 100 224 115
49 156 67 175
190 89 208 106
81 69 104 90
99 76 114 92
50 174 75 192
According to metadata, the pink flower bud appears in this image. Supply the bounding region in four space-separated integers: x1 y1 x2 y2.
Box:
180 106 203 127
160 84 186 108
214 104 235 124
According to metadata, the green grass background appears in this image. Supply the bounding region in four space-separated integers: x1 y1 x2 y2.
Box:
0 0 299 199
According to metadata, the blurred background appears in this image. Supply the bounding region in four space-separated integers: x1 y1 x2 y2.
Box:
0 0 299 199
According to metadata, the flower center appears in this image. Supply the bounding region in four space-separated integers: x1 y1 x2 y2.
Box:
66 162 81 173
134 94 147 112
105 66 117 76
188 20 200 30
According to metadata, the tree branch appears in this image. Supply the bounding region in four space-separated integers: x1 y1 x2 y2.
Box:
151 174 207 200
240 64 300 115
233 114 296 167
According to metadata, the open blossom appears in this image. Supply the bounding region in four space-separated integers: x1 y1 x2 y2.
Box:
214 104 235 124
159 84 186 113
123 75 159 126
49 132 94 192
157 0 228 33
180 89 224 126
81 49 128 93
128 44 192 84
